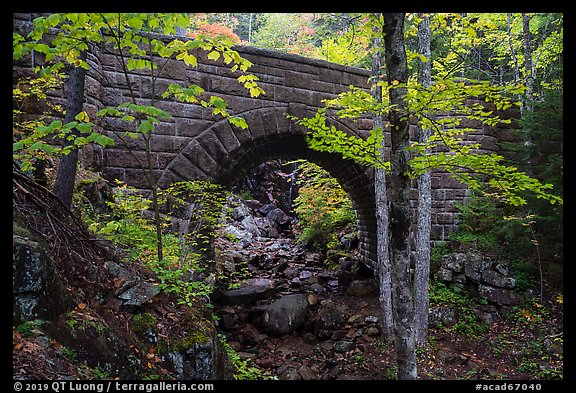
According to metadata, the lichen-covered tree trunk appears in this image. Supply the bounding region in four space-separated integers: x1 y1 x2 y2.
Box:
52 50 87 208
371 33 394 340
414 13 432 348
382 12 417 380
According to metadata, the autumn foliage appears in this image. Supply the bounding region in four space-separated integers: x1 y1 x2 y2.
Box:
187 22 241 43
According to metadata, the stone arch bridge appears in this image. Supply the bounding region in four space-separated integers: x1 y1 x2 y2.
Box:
13 16 519 270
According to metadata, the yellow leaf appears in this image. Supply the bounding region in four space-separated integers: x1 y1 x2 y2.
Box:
207 51 220 61
75 111 89 122
556 294 563 304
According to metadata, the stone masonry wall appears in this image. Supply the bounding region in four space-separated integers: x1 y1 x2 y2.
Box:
13 13 521 270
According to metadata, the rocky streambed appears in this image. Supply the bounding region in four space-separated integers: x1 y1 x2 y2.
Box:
213 237 389 380
209 195 552 380
212 196 389 380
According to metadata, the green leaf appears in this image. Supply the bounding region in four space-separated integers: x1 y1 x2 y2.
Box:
33 43 51 54
28 141 47 151
75 123 92 133
138 119 154 134
211 96 226 110
40 144 57 153
48 120 63 131
229 117 248 129
47 13 62 27
176 51 197 67
96 108 120 117
13 141 24 152
127 16 144 30
149 18 159 30
91 133 115 147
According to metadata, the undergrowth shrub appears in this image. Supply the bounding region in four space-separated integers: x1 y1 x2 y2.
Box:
450 193 557 293
292 160 356 251
429 279 488 337
218 334 276 380
80 179 236 307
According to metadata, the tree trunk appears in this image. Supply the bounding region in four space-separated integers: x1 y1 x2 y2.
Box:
414 13 432 348
146 43 164 263
507 13 523 118
248 13 254 44
144 133 164 262
52 50 87 209
382 12 417 380
521 13 534 176
507 13 520 85
522 13 534 111
371 32 394 340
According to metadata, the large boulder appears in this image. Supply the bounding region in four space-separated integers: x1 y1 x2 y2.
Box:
13 234 74 324
220 278 275 306
436 252 523 306
262 294 308 336
481 269 516 289
441 252 466 273
104 261 160 310
345 279 378 297
231 204 251 220
463 253 492 284
314 302 348 339
265 207 292 227
253 217 279 238
116 281 160 308
478 285 524 306
241 216 264 238
163 329 234 380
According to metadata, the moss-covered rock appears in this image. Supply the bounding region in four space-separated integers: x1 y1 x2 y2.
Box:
131 313 158 335
158 330 210 354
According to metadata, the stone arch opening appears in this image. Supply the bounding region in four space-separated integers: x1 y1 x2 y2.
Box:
212 133 377 271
